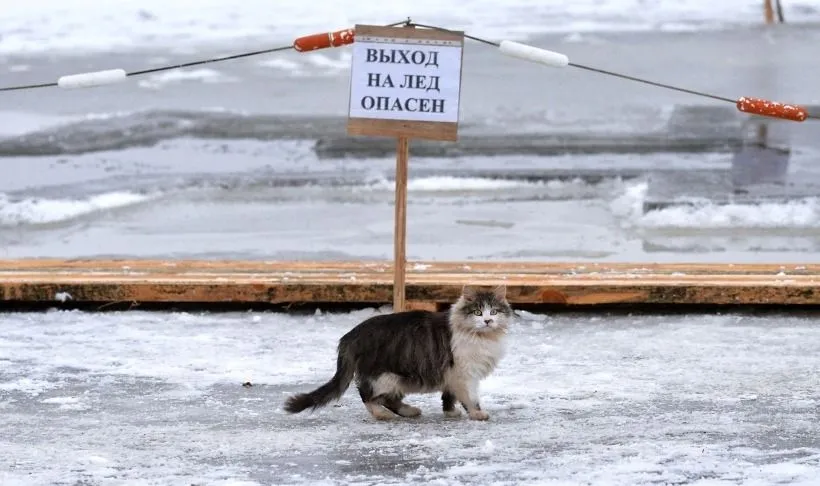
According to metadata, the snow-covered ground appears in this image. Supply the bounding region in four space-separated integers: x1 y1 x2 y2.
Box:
2 308 819 485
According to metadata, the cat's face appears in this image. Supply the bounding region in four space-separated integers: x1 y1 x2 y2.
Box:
453 285 513 333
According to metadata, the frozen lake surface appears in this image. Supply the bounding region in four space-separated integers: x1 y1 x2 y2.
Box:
2 308 819 485
3 4 820 485
3 26 820 263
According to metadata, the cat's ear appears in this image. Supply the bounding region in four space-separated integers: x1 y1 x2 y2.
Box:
461 285 478 300
492 284 507 300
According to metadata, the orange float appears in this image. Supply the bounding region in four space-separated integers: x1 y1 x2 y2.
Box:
293 28 355 52
736 96 808 122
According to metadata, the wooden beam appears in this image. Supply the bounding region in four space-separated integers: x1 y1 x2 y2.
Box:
393 135 409 311
764 0 775 24
0 259 818 309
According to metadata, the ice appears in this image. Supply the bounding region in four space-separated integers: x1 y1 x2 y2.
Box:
40 396 79 404
640 197 820 229
3 168 820 262
1 309 819 484
136 68 241 90
0 111 80 137
358 175 561 192
611 180 820 230
258 58 310 78
0 190 159 226
1 1 819 55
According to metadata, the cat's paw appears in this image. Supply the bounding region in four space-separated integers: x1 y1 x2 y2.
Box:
443 409 462 418
366 404 398 421
372 409 397 421
397 404 422 418
468 409 490 421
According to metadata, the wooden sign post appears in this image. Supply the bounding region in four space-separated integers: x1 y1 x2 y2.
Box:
346 24 464 312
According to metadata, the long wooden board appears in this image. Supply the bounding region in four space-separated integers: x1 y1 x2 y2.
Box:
0 259 818 309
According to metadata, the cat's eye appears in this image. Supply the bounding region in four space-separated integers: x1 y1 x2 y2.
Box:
490 309 498 315
473 310 481 316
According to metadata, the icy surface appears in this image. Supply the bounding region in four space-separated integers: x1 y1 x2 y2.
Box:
135 68 240 90
0 190 159 226
3 25 820 264
1 1 820 55
1 309 819 484
2 142 820 262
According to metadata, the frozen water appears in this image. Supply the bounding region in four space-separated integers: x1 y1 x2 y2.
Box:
2 1 820 55
2 16 820 483
3 144 820 262
2 309 820 484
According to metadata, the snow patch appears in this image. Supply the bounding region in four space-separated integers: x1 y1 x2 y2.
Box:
0 191 158 226
136 68 239 89
2 1 820 55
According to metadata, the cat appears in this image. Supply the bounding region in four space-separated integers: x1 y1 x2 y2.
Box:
283 284 514 421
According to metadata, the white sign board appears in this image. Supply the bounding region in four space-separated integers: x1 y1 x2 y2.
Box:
347 25 464 133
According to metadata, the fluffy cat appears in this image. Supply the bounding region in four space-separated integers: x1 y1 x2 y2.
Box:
283 285 514 421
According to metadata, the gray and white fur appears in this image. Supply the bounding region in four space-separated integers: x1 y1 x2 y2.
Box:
283 285 513 421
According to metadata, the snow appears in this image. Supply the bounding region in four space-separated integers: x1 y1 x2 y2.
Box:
6 174 820 233
0 191 159 226
359 175 563 192
1 1 819 55
614 181 820 230
1 308 819 484
136 68 240 90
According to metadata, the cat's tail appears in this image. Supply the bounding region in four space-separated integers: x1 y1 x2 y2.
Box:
283 341 355 414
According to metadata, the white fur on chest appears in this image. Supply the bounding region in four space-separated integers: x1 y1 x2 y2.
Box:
450 332 506 379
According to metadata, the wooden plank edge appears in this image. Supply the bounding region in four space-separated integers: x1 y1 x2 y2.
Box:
0 274 817 284
2 281 820 308
1 259 818 276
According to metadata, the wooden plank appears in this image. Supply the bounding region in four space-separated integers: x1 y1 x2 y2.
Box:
764 0 775 24
405 300 441 312
356 24 465 42
1 259 816 275
347 118 458 142
1 259 819 309
0 269 817 284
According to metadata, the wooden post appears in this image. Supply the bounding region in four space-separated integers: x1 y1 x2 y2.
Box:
390 22 414 313
345 24 465 313
764 0 775 24
393 136 409 311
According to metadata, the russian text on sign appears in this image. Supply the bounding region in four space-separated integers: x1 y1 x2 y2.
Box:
365 48 440 67
366 73 441 92
360 96 445 113
348 31 463 124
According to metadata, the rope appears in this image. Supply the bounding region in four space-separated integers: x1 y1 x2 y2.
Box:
411 22 814 121
563 64 736 104
411 22 740 106
0 18 814 121
0 45 293 93
0 81 61 92
408 22 499 48
127 45 294 78
0 19 410 93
